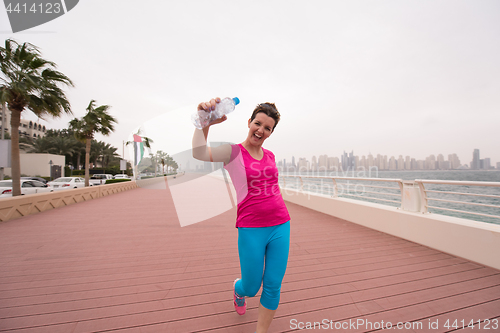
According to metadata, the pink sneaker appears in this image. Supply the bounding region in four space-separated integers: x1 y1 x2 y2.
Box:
233 278 246 315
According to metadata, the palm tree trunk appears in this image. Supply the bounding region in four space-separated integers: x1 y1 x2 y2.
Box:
10 108 22 196
76 153 81 170
85 138 91 186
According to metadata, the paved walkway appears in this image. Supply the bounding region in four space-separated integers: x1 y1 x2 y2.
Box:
0 178 499 332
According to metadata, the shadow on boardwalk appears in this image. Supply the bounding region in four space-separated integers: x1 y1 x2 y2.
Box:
0 178 499 332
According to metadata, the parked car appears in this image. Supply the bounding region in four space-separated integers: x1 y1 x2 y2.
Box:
89 174 114 185
113 174 130 179
47 177 90 189
21 176 48 184
0 179 53 198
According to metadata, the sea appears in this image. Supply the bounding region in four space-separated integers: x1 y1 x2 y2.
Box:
280 170 500 225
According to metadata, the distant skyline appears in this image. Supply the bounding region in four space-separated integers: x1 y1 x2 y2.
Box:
278 148 497 171
1 1 499 168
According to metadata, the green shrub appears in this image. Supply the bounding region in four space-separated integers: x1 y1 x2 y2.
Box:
105 179 131 184
70 168 132 176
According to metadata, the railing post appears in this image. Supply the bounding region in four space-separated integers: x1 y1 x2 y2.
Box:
332 178 338 197
397 180 403 209
416 180 428 213
299 176 304 191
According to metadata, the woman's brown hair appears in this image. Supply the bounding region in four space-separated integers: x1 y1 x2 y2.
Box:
250 103 280 131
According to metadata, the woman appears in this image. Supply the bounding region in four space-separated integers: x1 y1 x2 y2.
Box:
192 97 290 333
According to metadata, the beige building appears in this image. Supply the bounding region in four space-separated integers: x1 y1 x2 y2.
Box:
0 108 47 139
3 153 65 178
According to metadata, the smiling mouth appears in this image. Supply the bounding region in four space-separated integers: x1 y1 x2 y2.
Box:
254 133 262 140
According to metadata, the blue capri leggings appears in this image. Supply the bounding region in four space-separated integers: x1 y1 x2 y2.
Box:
234 221 290 310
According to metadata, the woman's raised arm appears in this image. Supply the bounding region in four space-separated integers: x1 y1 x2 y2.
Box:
192 97 232 164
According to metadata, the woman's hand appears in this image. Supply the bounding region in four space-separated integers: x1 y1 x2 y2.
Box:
198 97 220 112
197 97 227 127
209 114 227 126
193 96 231 163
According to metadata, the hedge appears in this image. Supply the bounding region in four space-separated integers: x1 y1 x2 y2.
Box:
105 179 132 184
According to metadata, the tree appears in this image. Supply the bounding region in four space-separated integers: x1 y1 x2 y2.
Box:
45 129 85 170
69 100 116 186
149 152 157 176
47 136 77 157
156 150 168 174
170 160 179 172
90 139 106 167
102 143 119 169
23 136 52 153
0 39 73 195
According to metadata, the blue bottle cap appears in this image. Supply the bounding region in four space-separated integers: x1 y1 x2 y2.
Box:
232 97 240 105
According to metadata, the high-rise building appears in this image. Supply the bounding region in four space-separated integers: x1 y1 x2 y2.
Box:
318 155 328 172
448 154 461 169
426 155 436 170
350 151 356 170
405 156 411 170
417 160 425 170
471 149 480 170
389 156 397 170
376 154 386 170
437 154 447 170
411 158 417 170
484 158 491 170
367 154 374 168
359 155 367 170
328 157 340 171
297 157 308 172
397 155 404 170
341 151 355 171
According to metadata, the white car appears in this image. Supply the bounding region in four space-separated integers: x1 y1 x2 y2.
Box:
113 174 130 179
0 179 53 198
47 177 91 189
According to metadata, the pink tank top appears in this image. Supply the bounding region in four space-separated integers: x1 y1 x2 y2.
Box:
224 144 290 228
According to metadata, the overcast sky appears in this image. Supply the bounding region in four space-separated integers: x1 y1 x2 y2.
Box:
1 0 499 168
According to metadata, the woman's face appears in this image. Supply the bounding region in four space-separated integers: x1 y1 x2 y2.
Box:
247 112 276 146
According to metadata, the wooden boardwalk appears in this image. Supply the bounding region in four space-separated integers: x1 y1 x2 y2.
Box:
0 178 499 332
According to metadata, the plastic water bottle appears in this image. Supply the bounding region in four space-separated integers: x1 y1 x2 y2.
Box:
192 97 240 129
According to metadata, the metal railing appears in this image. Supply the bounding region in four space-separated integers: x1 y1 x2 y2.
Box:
280 175 404 206
415 179 500 220
279 175 500 223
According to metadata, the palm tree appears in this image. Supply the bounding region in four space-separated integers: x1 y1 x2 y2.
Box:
170 160 179 172
155 150 168 175
149 153 157 176
69 100 116 186
43 129 81 169
165 155 174 174
23 136 52 153
48 136 77 157
90 139 106 168
102 143 119 169
73 140 86 170
0 39 73 195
